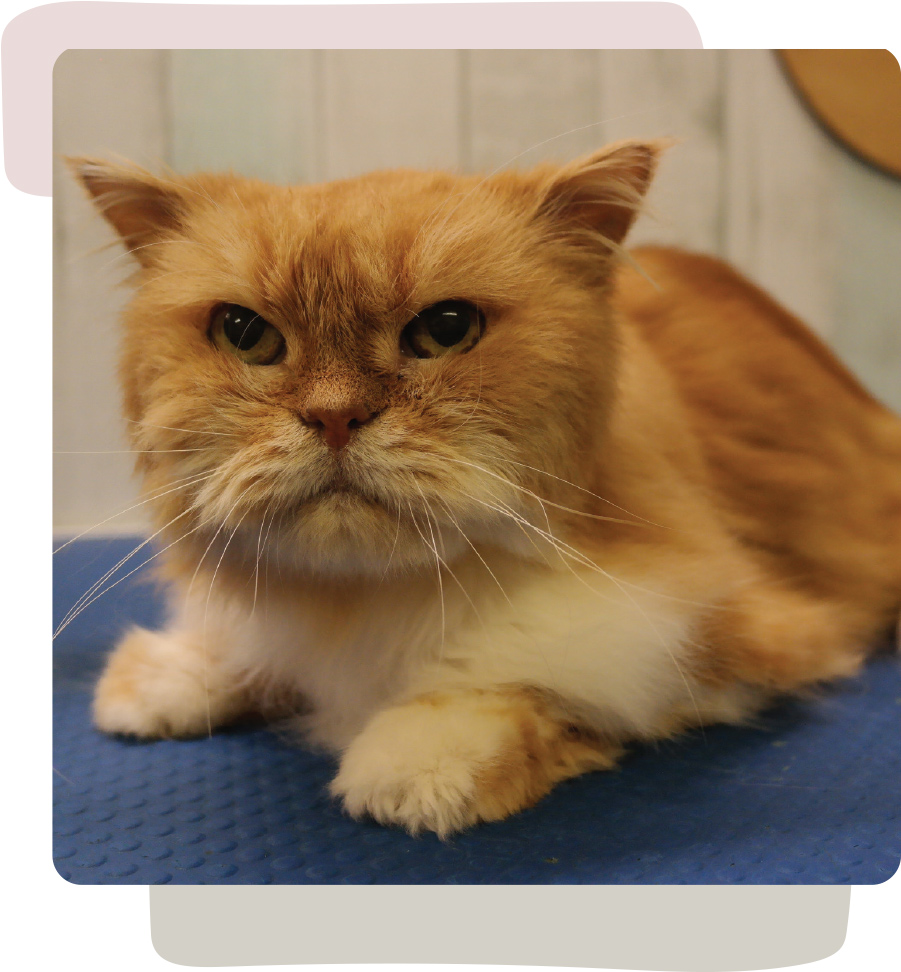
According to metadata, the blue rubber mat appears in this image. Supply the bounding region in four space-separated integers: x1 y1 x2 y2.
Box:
53 537 901 885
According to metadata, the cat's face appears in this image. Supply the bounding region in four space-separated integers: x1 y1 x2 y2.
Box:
71 142 660 577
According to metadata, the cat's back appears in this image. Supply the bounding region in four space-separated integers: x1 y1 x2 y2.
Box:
616 246 890 419
615 246 900 450
613 246 901 615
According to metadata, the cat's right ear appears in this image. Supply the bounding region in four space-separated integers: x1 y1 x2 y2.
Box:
65 158 186 267
533 139 671 257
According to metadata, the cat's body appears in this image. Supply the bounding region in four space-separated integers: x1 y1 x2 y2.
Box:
70 142 901 836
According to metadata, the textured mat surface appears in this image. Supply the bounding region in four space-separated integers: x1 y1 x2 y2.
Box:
53 538 901 885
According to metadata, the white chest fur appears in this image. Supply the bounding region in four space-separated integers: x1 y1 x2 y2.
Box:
183 545 729 752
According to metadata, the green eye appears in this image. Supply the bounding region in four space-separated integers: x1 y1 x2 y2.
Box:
400 300 485 359
210 304 285 365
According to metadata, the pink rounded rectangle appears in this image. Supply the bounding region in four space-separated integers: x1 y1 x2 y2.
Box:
2 2 701 195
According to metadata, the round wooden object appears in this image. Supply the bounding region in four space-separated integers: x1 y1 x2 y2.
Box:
779 50 901 179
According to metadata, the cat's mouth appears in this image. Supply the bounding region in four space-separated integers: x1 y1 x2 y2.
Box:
307 472 385 508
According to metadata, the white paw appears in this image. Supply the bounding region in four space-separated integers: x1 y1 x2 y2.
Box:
330 698 510 837
93 626 239 739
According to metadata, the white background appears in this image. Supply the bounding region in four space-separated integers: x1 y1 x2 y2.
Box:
2 0 898 969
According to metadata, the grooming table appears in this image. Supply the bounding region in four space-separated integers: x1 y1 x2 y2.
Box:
53 538 901 885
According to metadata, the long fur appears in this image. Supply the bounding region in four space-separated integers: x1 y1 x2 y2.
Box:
67 142 901 836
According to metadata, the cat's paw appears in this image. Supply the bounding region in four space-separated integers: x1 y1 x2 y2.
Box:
330 689 620 837
92 626 243 738
330 700 489 837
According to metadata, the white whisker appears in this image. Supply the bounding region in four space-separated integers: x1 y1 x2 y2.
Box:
55 508 195 636
411 482 495 652
185 487 254 603
250 499 277 618
406 498 445 659
436 498 514 608
53 472 214 554
498 456 672 529
54 516 204 639
127 419 237 438
467 489 704 728
54 449 205 454
202 504 253 737
442 455 648 527
377 505 404 584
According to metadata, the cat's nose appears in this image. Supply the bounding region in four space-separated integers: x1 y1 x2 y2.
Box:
299 405 375 451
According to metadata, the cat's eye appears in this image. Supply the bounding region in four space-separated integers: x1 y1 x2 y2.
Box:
210 304 285 365
400 301 485 359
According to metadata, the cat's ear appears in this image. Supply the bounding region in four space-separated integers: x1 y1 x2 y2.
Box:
534 139 670 255
65 157 187 266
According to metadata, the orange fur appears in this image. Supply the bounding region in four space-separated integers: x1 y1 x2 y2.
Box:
68 141 901 835
615 249 901 682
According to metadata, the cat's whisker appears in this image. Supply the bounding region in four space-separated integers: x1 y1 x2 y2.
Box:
489 485 568 573
411 484 497 653
53 766 76 786
250 499 277 618
262 503 282 610
435 497 515 608
377 505 404 584
482 483 720 612
230 186 249 216
54 449 206 454
406 497 446 661
202 504 253 737
472 471 707 613
275 509 288 584
53 471 215 555
414 483 449 565
458 487 628 685
126 267 234 300
468 486 647 611
103 238 211 270
496 457 673 529
54 515 204 639
185 487 256 604
471 489 607 587
127 419 238 438
441 455 648 528
469 484 558 569
55 507 197 636
470 490 568 685
485 488 699 673
468 490 704 728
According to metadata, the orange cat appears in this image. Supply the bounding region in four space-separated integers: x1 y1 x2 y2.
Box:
68 142 901 836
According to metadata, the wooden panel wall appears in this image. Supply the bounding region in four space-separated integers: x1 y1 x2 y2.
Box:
169 51 318 183
53 50 169 535
597 50 725 253
722 50 838 334
53 50 900 534
318 51 462 178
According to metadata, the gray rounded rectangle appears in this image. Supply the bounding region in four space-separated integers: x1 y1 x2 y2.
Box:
150 885 849 969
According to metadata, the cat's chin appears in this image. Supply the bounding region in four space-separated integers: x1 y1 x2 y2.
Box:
259 490 471 579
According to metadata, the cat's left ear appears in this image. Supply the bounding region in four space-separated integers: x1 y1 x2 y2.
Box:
534 139 671 254
65 157 188 267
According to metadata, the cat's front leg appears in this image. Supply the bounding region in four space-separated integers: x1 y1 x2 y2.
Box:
93 625 251 739
330 686 622 837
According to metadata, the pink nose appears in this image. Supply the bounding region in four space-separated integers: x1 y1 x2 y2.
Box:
299 405 375 451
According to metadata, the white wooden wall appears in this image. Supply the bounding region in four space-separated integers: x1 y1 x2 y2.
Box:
53 50 901 535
